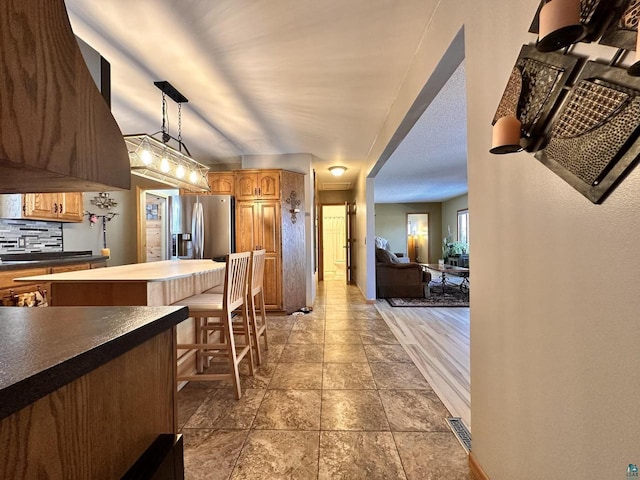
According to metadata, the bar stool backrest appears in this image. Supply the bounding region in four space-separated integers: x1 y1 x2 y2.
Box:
250 249 266 296
225 252 251 312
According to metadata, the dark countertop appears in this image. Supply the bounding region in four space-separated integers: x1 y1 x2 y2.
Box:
0 251 109 271
0 305 188 420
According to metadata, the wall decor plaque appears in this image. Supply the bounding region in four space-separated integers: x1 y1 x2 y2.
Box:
535 61 640 203
492 45 582 151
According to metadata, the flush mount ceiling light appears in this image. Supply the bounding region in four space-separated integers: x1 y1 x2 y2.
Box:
125 81 210 192
329 166 347 177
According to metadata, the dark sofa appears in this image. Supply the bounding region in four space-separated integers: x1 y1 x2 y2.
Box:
375 248 431 298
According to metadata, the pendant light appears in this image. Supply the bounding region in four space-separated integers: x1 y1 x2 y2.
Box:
125 81 210 192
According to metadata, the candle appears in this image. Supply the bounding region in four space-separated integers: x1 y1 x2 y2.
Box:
537 0 583 52
490 115 522 154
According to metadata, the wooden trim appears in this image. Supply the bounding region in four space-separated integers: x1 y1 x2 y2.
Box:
469 452 490 480
317 205 324 281
136 186 145 263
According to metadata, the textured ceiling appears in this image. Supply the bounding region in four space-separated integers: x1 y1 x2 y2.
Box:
375 61 468 203
65 0 465 200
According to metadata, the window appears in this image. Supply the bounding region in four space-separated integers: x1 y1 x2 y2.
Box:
457 209 469 245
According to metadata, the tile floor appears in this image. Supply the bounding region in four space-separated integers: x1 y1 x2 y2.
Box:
178 279 471 479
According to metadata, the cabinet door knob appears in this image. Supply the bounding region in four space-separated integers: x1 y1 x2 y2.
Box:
60 203 64 213
54 203 58 213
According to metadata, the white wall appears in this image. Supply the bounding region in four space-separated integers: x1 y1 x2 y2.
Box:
454 1 638 478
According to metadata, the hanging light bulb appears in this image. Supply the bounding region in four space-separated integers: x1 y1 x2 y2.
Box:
140 148 153 165
176 164 185 179
189 170 198 183
160 156 171 173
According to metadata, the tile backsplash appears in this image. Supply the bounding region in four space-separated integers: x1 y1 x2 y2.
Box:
0 219 62 254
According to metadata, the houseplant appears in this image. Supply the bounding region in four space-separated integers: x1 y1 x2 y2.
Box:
442 230 468 263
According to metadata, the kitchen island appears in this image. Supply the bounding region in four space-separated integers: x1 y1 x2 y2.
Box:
16 259 226 380
0 305 187 479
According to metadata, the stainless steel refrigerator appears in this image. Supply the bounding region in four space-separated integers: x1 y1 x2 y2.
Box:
168 195 235 261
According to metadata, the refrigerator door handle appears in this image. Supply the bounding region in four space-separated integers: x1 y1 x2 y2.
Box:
198 202 205 258
191 203 198 258
192 201 204 259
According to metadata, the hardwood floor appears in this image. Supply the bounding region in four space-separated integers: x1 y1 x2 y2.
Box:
376 299 471 430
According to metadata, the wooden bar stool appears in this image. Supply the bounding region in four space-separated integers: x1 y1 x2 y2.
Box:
204 250 268 365
173 251 254 399
247 249 268 365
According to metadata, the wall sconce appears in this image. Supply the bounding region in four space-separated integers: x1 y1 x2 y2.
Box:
490 116 523 154
329 166 347 177
125 81 210 192
628 13 640 76
536 0 585 52
285 190 301 224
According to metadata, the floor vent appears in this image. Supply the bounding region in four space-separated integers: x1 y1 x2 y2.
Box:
447 417 471 453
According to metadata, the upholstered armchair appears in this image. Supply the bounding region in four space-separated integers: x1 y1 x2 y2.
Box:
375 248 431 298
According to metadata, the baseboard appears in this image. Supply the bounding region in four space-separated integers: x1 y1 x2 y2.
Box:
366 298 376 304
469 452 490 480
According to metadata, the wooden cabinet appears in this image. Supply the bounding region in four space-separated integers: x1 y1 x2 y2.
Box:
58 192 84 221
235 170 280 201
0 312 177 480
208 172 235 195
50 263 90 274
235 169 304 313
236 201 282 310
23 192 84 222
0 261 100 305
0 267 50 306
180 172 235 196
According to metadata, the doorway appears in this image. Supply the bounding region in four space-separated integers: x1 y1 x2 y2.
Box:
406 213 429 263
136 188 177 263
321 205 347 281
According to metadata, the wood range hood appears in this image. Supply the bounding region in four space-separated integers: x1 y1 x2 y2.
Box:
0 0 131 194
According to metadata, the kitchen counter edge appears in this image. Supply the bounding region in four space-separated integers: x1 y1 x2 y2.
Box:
0 255 109 271
0 305 188 420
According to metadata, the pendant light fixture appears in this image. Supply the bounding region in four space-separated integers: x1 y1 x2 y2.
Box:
125 81 210 192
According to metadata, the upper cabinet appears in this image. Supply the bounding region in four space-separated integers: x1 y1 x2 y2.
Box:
0 0 131 193
208 172 235 196
1 193 84 222
235 170 281 201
